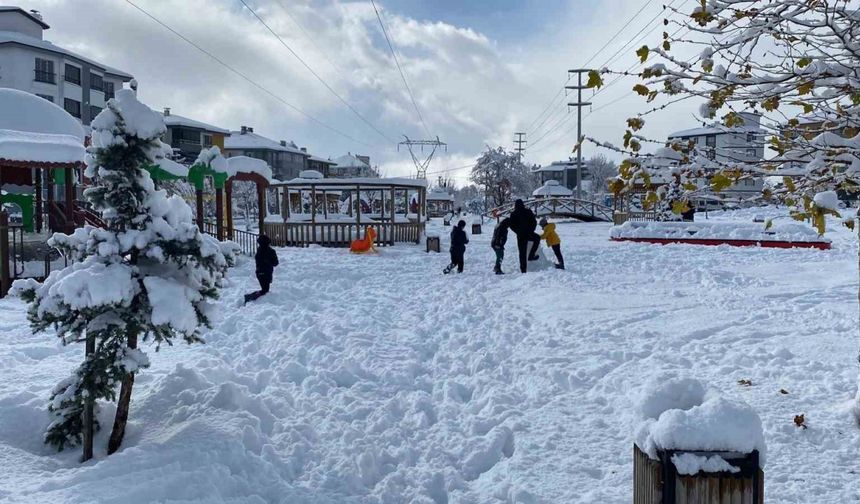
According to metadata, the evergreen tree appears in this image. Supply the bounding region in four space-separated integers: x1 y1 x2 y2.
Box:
13 89 236 457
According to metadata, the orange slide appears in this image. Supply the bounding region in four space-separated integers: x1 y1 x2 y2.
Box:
350 227 378 254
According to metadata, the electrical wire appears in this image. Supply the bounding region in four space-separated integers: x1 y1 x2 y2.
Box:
370 0 432 138
123 0 375 147
238 0 397 144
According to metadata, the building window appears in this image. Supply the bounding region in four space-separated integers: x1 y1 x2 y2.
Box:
64 98 81 118
91 73 104 92
746 148 756 158
34 58 55 83
176 127 201 145
705 135 716 148
104 81 115 100
90 105 102 120
64 64 81 85
746 132 755 143
36 94 53 103
202 134 213 147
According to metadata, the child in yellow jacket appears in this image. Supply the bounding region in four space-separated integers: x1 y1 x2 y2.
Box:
539 217 564 270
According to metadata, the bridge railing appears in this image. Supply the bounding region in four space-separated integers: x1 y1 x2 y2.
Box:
486 197 613 222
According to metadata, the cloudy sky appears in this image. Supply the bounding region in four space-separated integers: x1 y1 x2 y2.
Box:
26 0 704 185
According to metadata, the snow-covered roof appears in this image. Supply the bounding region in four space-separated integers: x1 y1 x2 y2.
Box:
0 89 85 164
532 180 573 197
154 156 189 178
332 153 370 169
299 169 324 180
669 123 761 138
427 189 455 201
160 111 229 134
226 155 272 181
308 155 336 165
277 176 427 189
533 161 573 172
224 131 305 155
0 30 133 79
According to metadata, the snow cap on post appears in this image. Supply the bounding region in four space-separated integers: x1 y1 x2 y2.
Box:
634 376 766 467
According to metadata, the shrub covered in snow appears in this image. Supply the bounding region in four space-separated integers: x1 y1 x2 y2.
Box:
12 89 236 454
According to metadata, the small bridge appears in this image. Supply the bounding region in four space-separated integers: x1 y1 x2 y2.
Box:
487 197 613 222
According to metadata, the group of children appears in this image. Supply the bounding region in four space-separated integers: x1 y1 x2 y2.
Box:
443 214 565 275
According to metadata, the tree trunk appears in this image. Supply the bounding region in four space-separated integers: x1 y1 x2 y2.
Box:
82 333 95 461
108 331 138 455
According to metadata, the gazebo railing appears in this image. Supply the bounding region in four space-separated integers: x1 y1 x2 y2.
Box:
200 221 258 256
263 221 424 248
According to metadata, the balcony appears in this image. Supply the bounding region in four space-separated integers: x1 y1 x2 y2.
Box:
34 70 56 84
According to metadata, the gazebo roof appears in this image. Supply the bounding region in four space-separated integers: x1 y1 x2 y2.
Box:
226 155 273 181
427 189 454 201
532 180 573 197
275 176 427 190
0 89 85 167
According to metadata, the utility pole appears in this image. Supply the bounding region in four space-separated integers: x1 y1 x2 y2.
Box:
513 132 526 162
566 69 592 200
398 136 446 179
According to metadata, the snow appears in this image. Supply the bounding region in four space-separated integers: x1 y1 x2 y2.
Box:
635 377 766 462
2 209 860 502
532 180 573 197
670 453 739 475
298 169 324 180
814 191 841 212
227 156 273 181
611 220 829 243
92 89 165 141
155 156 189 178
225 131 305 154
144 277 202 334
0 129 85 165
0 89 86 164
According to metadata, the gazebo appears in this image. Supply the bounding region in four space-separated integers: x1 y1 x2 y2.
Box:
0 89 87 296
268 176 427 247
0 88 87 235
426 188 455 217
532 180 573 199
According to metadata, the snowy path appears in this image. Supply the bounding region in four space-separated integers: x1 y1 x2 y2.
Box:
2 211 860 503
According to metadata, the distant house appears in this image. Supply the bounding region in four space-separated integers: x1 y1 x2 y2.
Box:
158 108 229 163
0 6 133 125
532 160 589 192
667 112 765 164
223 126 307 181
307 155 337 177
426 188 455 217
330 153 379 178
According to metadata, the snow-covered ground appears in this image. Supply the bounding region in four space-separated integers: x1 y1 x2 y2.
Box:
2 208 860 503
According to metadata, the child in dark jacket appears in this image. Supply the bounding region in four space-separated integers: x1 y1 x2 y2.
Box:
244 234 279 303
443 220 469 274
491 218 510 275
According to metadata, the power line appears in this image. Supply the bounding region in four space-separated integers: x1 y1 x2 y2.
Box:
123 0 374 147
273 0 344 74
580 0 654 69
237 0 396 144
370 0 432 138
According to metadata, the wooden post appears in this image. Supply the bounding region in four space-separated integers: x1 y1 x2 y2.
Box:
311 184 317 245
257 183 266 234
225 180 234 239
322 190 328 220
81 333 95 462
35 169 43 233
0 211 9 298
390 186 395 245
348 191 353 217
64 167 74 233
356 185 362 224
195 187 204 232
283 186 290 220
46 171 54 232
215 187 224 241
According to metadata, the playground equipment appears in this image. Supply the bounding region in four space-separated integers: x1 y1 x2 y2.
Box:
350 227 378 254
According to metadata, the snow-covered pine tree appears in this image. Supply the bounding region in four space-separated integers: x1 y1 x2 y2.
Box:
12 89 236 457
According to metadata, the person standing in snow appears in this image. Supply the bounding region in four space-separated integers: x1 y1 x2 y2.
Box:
539 217 564 270
491 218 510 275
508 199 540 273
443 220 469 274
245 234 279 303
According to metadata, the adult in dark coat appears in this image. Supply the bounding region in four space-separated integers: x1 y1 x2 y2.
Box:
508 199 540 273
244 234 279 303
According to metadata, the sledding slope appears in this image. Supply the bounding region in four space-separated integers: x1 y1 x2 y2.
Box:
1 210 859 503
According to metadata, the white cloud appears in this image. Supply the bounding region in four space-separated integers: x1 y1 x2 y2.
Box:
23 0 707 186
